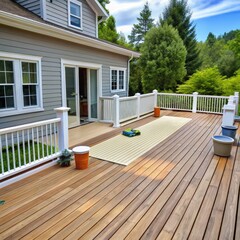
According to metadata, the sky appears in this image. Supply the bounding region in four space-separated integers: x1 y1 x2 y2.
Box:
107 0 240 42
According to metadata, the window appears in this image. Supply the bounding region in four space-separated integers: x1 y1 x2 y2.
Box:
0 53 42 117
68 0 82 29
110 68 126 92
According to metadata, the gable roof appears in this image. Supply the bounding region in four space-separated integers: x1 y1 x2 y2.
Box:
86 0 108 19
0 0 140 58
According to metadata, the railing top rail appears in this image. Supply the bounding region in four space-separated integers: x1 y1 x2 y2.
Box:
158 93 193 97
197 95 229 99
0 118 61 135
119 96 138 101
140 93 155 97
99 96 114 100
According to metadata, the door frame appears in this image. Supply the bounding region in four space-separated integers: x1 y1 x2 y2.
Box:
61 59 102 123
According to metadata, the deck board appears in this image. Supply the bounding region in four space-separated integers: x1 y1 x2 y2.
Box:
0 111 239 240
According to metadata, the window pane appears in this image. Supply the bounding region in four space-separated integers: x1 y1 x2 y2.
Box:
22 73 29 83
70 16 81 27
5 61 13 71
70 2 80 16
30 73 37 83
24 96 30 106
31 95 37 105
22 62 29 72
0 60 4 71
6 96 14 108
29 63 36 72
30 85 36 94
119 71 124 89
0 86 4 97
111 70 117 90
0 72 5 83
6 72 14 83
5 86 13 96
0 86 14 109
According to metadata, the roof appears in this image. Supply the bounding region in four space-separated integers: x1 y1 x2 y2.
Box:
86 0 108 19
0 0 140 58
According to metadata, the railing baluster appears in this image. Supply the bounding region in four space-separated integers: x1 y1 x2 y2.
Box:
27 129 31 164
41 125 44 158
11 133 16 170
0 135 4 175
37 126 40 161
22 130 26 166
5 134 10 172
17 131 21 168
32 128 36 162
50 123 53 155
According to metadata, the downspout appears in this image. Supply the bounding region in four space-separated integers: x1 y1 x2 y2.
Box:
127 54 134 96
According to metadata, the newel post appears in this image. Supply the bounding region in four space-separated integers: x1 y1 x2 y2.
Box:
54 107 70 151
153 89 158 107
113 95 120 128
192 92 198 113
135 93 141 119
234 92 239 115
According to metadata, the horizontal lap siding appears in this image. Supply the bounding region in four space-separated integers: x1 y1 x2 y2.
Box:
46 0 96 37
15 0 41 16
0 25 128 128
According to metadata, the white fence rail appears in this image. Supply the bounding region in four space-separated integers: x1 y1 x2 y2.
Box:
99 97 114 122
158 92 229 114
119 96 138 122
140 93 155 115
0 118 61 180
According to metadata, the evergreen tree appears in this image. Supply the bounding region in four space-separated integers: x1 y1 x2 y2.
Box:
160 0 201 78
128 1 154 50
98 15 119 43
141 24 187 92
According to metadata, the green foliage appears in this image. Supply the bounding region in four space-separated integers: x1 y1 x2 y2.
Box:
0 200 5 205
98 15 119 44
177 67 225 95
97 0 110 14
0 141 55 174
129 59 143 95
222 69 240 96
160 0 201 78
128 2 154 50
140 24 187 93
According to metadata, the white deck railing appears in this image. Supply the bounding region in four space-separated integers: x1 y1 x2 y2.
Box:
158 92 229 114
0 118 61 180
99 91 238 128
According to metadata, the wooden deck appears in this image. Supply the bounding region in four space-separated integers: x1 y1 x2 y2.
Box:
0 111 240 240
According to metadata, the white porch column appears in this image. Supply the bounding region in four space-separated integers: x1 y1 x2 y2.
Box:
192 92 198 113
54 107 70 151
135 93 141 119
153 89 158 107
113 95 120 128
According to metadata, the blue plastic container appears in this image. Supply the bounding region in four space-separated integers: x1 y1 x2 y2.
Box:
212 135 234 157
221 125 238 139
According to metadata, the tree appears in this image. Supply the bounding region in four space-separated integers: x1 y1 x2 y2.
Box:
160 0 201 78
177 67 224 95
98 15 119 43
222 69 240 96
140 24 187 93
98 0 110 14
128 2 154 50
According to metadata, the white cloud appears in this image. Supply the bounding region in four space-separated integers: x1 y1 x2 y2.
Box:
108 0 240 38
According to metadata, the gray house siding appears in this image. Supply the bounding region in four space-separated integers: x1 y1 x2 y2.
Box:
0 25 129 128
45 0 97 37
15 0 41 16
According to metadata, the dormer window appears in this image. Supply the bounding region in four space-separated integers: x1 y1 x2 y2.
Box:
68 0 82 29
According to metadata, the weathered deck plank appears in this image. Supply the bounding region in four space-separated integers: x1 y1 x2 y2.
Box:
0 111 239 240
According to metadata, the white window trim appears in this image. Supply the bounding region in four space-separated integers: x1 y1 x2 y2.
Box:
110 67 126 93
68 0 83 30
0 52 43 118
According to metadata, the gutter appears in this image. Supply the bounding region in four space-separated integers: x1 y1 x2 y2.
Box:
0 11 140 58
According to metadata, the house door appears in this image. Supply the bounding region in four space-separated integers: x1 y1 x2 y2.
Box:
65 66 80 128
89 69 98 120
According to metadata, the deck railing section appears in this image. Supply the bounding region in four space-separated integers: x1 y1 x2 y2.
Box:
99 97 114 123
0 118 61 180
139 93 155 115
157 93 193 111
196 95 229 113
119 96 138 122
